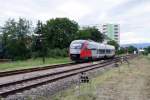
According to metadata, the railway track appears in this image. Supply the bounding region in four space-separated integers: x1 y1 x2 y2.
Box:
0 62 76 77
0 54 137 98
0 55 132 77
0 60 117 78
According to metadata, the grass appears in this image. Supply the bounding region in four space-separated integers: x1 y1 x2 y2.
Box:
51 64 128 100
51 56 148 100
0 57 70 71
148 54 150 59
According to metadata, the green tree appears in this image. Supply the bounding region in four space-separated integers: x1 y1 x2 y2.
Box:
107 40 119 50
32 20 48 62
127 45 137 53
146 46 150 53
0 34 3 58
44 18 79 49
1 19 16 58
32 20 43 56
76 27 104 42
116 47 126 55
2 18 32 60
144 46 150 55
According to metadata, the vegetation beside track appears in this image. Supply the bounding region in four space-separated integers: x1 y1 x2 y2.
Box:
0 57 70 71
50 56 150 100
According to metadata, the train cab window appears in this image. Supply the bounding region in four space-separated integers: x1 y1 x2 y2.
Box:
110 50 112 53
70 43 83 49
106 49 111 54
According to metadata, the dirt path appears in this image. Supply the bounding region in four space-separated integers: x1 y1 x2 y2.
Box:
96 56 150 100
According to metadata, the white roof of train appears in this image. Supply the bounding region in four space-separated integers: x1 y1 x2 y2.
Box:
71 40 86 44
71 40 115 50
105 45 115 49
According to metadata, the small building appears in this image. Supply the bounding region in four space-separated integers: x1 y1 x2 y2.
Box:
138 48 145 54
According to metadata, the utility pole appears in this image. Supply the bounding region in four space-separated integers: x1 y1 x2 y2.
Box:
35 21 46 64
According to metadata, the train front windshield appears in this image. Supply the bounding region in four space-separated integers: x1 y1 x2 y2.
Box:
70 43 83 49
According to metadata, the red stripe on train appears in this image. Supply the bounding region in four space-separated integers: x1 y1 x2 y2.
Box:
80 42 92 59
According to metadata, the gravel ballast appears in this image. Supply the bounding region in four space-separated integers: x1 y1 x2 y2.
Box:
3 63 115 100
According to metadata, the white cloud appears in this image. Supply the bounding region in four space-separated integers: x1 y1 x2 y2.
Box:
121 32 150 44
57 0 92 20
0 0 150 44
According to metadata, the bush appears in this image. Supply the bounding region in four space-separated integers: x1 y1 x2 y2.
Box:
116 48 126 55
142 51 148 55
47 48 68 58
32 51 41 58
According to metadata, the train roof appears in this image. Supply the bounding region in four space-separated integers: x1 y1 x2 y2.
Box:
105 44 115 49
71 40 87 44
71 40 115 49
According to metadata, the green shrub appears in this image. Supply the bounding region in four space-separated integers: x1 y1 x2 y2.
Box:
48 48 68 57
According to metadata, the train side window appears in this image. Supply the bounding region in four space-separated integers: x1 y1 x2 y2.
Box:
106 49 108 53
102 49 104 54
103 49 104 53
99 49 101 54
99 49 102 54
102 49 105 53
97 49 99 54
99 49 104 54
98 49 101 54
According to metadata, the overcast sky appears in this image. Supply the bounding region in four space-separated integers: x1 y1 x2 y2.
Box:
0 0 150 44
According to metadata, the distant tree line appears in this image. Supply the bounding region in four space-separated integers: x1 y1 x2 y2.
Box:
144 46 150 55
0 18 104 60
115 45 138 55
0 17 143 60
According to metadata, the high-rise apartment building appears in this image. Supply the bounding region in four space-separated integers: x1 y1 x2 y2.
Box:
102 24 120 43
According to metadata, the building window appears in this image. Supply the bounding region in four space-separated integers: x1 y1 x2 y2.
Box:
115 35 118 37
114 25 118 27
103 27 106 29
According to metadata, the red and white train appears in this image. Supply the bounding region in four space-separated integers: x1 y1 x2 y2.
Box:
69 40 115 62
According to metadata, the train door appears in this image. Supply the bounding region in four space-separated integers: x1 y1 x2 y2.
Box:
88 43 97 59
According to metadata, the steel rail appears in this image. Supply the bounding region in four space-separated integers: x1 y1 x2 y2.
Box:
0 59 121 97
0 62 76 77
0 54 133 77
0 54 137 97
0 58 113 77
0 59 117 97
0 59 114 88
